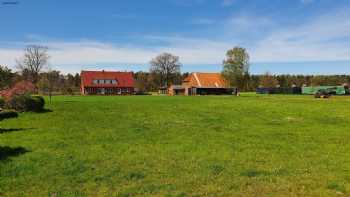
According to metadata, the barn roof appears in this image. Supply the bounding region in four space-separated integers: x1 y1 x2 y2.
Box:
81 70 134 87
183 72 230 88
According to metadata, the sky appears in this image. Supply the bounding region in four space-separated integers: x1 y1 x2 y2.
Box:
0 0 350 74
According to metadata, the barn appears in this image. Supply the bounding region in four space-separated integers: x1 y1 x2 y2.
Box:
81 70 135 95
169 72 236 96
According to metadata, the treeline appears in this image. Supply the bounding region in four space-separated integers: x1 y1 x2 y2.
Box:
254 73 350 90
37 71 81 95
0 65 81 95
134 71 350 92
238 73 350 92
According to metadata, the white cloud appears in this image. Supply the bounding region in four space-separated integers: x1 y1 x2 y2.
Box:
252 8 350 62
225 14 274 35
0 48 22 67
148 36 232 63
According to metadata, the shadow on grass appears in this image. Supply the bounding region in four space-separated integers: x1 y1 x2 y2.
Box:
0 128 34 134
0 146 30 161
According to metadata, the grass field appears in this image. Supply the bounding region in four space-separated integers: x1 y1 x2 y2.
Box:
1 94 350 196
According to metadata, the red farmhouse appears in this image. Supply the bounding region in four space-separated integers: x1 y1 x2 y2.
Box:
81 70 135 95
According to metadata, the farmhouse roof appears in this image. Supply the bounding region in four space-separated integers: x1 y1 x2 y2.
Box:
183 72 230 88
81 70 134 87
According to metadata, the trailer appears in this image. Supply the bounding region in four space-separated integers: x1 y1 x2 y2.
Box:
302 86 348 95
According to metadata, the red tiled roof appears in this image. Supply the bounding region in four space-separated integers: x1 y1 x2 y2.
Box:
183 75 191 82
81 70 134 87
183 72 230 88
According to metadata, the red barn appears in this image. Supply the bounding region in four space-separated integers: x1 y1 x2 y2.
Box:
81 70 135 95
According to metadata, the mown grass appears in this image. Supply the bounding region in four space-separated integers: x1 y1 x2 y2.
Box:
1 94 350 196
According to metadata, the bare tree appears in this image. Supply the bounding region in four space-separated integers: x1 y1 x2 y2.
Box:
150 53 181 87
16 45 49 84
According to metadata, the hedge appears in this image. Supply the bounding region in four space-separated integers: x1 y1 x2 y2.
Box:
256 87 302 94
5 95 45 112
26 96 45 112
0 97 5 108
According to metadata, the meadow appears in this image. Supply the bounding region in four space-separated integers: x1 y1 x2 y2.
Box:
1 94 350 196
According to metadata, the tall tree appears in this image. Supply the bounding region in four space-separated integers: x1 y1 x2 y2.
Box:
222 47 250 90
16 45 49 84
150 53 181 87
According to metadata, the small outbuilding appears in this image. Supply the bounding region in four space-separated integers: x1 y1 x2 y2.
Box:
169 72 236 96
168 85 186 96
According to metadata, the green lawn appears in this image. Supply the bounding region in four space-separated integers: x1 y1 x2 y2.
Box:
1 94 350 196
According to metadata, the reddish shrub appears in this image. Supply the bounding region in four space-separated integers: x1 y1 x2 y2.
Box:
0 81 36 101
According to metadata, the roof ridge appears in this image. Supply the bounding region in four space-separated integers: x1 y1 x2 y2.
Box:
193 73 202 87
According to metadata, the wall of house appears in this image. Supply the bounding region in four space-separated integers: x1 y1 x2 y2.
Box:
83 87 134 95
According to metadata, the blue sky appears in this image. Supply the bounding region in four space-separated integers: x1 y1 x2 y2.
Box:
0 0 350 74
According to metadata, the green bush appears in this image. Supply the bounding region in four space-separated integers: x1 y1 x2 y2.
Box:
0 97 5 108
5 95 27 111
5 95 45 112
0 110 18 121
29 96 45 112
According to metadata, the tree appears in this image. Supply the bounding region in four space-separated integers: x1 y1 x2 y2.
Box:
150 53 181 87
259 72 279 88
38 69 61 103
0 65 15 90
276 75 288 87
65 74 75 88
16 45 49 84
73 73 81 87
222 47 250 90
134 71 150 92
